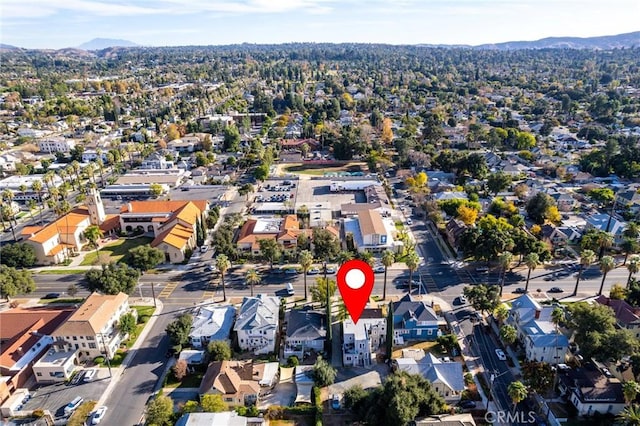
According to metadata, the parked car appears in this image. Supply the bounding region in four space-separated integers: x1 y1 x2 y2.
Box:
64 396 84 415
286 283 295 296
331 394 341 410
548 287 564 293
373 265 386 273
284 268 299 275
459 400 477 409
83 368 97 382
459 295 468 304
325 266 337 274
513 287 527 294
200 245 209 253
406 219 413 225
43 293 61 299
307 268 320 275
91 406 108 424
495 349 507 361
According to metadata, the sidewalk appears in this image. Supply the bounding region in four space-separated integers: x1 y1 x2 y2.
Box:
95 297 165 407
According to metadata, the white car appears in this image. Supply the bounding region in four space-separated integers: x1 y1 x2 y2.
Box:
495 348 507 361
64 396 84 415
200 245 209 253
373 265 385 273
459 295 467 304
83 368 97 382
91 406 108 425
406 219 413 225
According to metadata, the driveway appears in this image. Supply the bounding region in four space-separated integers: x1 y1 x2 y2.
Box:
22 368 110 421
258 367 296 409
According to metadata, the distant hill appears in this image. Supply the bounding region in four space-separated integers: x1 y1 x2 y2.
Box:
475 31 640 50
0 43 20 50
78 38 138 50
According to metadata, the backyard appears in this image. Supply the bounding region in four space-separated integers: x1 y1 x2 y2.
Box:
282 162 368 176
81 237 153 266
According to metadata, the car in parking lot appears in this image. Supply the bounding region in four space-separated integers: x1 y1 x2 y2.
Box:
64 396 84 415
284 268 299 275
548 287 564 293
83 368 97 382
397 279 421 288
458 295 467 304
495 349 507 361
91 406 108 424
43 293 61 299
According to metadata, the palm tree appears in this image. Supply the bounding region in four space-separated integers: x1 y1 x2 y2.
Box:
627 255 640 288
1 190 16 240
523 253 539 293
573 249 596 296
622 238 639 266
83 225 103 261
500 324 517 345
245 268 261 297
359 251 375 268
598 255 616 296
498 251 513 296
624 222 640 243
619 404 640 425
27 199 37 224
405 250 420 294
337 251 353 266
299 250 314 300
597 231 614 260
95 157 105 187
31 179 45 223
216 254 231 302
624 381 640 405
507 381 528 412
381 250 395 300
494 304 509 324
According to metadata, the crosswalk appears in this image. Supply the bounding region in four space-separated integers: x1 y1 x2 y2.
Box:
158 282 179 298
420 272 439 293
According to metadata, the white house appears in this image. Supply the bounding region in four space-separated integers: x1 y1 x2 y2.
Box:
38 137 76 153
507 295 569 365
189 305 235 349
234 295 280 355
342 209 398 253
342 309 386 367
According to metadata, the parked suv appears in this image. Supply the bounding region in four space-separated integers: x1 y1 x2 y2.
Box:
64 396 84 415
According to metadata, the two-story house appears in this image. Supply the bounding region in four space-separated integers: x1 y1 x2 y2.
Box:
342 309 386 367
234 295 280 355
507 295 569 365
392 295 442 342
189 305 235 350
284 307 326 358
38 137 76 153
557 363 626 416
585 214 627 247
198 360 277 406
237 215 306 256
342 209 397 253
595 295 640 338
50 292 130 363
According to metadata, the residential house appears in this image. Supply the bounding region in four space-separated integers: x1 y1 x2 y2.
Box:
445 218 467 248
38 137 76 153
175 411 264 426
81 150 107 163
595 296 640 339
557 363 625 416
412 414 476 426
0 307 74 389
236 215 306 256
392 294 442 342
342 309 386 367
119 200 208 263
550 192 578 212
168 136 202 153
51 292 130 363
141 152 175 170
432 192 468 202
284 307 326 358
394 353 465 402
585 214 627 247
198 360 275 406
234 295 280 355
189 305 235 350
616 188 640 214
178 350 206 367
507 294 569 364
23 189 108 265
342 209 398 253
0 153 18 173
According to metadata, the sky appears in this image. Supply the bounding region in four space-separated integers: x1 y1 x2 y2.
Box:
2 0 639 49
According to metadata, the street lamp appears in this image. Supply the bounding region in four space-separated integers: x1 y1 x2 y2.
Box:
488 369 510 414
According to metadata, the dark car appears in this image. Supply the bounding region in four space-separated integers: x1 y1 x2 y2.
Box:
548 287 564 293
513 287 527 294
43 293 61 299
459 400 476 409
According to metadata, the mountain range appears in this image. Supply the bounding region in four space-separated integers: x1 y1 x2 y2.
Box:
77 38 139 50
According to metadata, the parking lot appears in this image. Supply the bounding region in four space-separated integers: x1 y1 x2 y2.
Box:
21 368 110 421
255 179 298 204
295 179 363 211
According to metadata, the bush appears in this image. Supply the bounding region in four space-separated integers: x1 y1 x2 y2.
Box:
287 355 299 367
32 409 45 418
264 405 286 420
93 356 105 364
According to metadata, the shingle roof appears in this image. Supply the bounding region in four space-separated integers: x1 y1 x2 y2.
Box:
190 305 235 342
286 307 326 340
198 360 261 397
357 209 386 236
234 295 280 332
53 292 128 337
393 294 438 325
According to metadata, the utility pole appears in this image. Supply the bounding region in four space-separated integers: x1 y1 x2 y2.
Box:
151 282 156 307
99 333 112 378
324 259 332 357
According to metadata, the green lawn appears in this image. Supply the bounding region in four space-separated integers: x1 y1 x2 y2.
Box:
81 237 153 266
39 269 87 274
39 298 84 304
283 162 367 176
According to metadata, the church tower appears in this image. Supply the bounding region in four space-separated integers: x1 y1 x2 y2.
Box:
86 188 106 225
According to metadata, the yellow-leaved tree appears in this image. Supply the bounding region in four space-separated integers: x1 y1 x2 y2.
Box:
457 205 478 226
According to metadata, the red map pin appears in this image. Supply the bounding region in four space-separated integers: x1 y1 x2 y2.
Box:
336 259 375 324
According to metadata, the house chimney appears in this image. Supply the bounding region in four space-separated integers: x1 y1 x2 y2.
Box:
127 202 133 212
535 309 541 320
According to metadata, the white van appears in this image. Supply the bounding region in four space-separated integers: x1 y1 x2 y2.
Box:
286 283 294 296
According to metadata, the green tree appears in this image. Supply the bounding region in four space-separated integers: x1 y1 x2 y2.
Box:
487 172 512 195
149 183 164 198
258 238 281 270
181 400 199 414
624 381 640 404
146 395 173 426
118 312 137 335
436 334 458 354
313 356 337 387
312 228 341 260
463 284 500 315
83 225 103 259
573 249 596 295
216 254 231 302
67 284 78 297
500 324 517 345
622 239 639 266
343 385 369 418
618 404 640 425
245 268 261 297
507 381 528 410
405 250 420 294
0 265 36 300
85 263 140 295
299 250 314 300
627 255 640 288
611 284 628 300
525 192 556 224
523 253 539 293
598 255 616 295
223 125 241 152
311 277 337 307
522 361 554 395
336 250 354 266
207 340 232 361
498 251 513 296
0 243 36 268
129 245 165 272
253 164 269 182
386 302 394 360
238 183 255 201
201 394 226 413
494 304 509 324
166 313 193 347
381 250 395 300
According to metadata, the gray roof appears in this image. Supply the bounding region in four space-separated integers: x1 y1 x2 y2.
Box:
286 307 326 341
234 294 280 332
175 412 248 426
396 354 465 393
190 305 235 342
393 294 439 325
